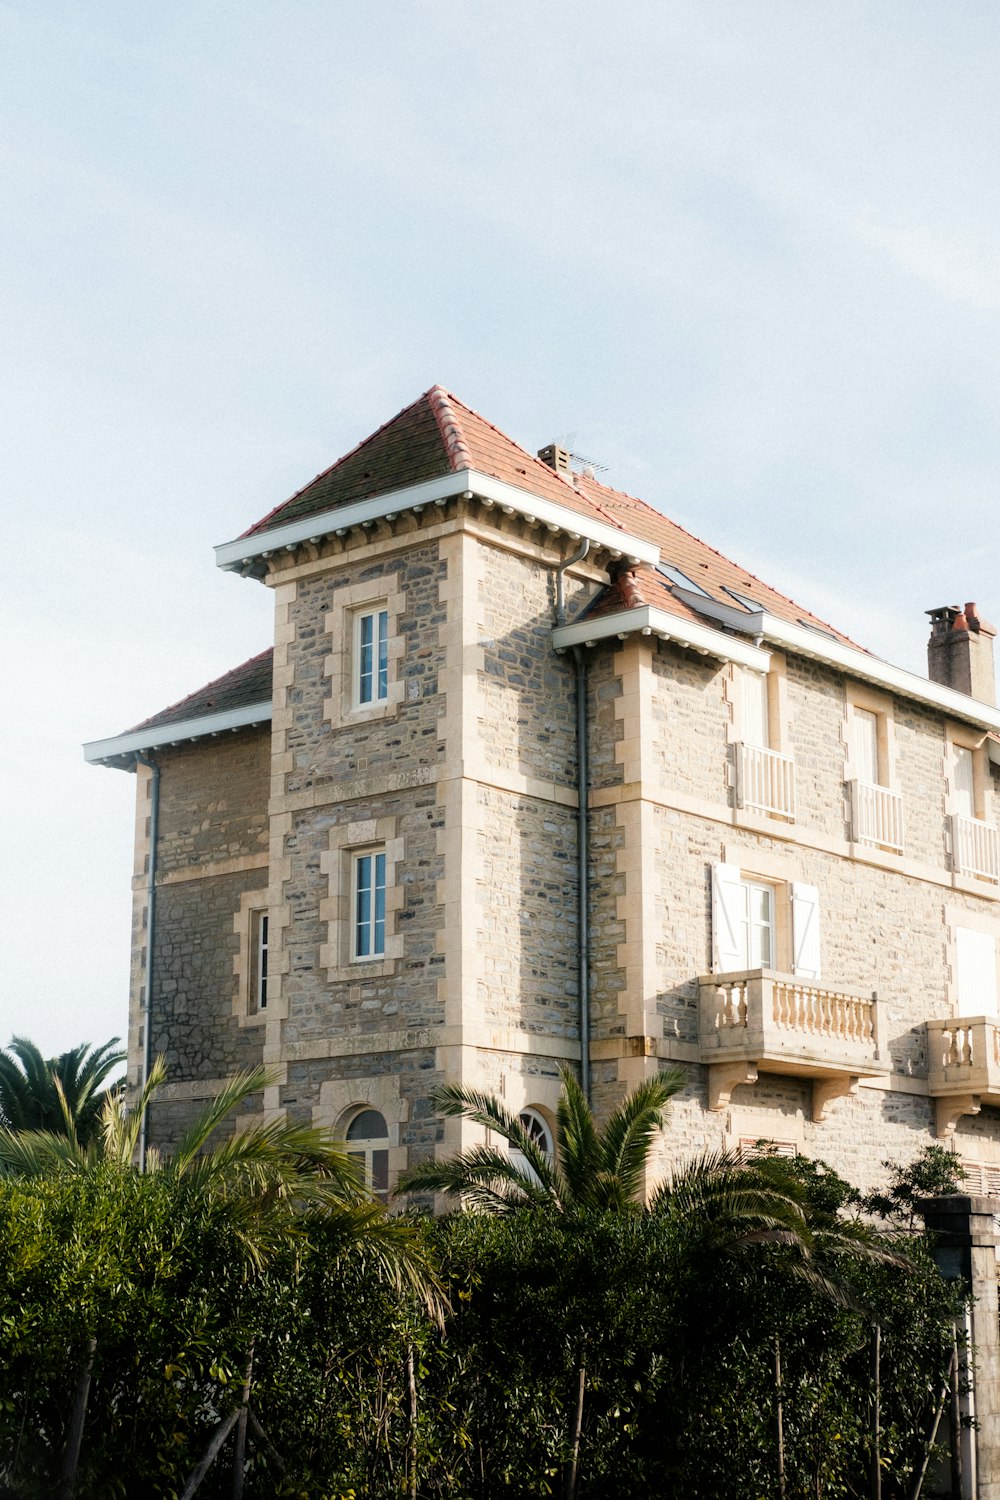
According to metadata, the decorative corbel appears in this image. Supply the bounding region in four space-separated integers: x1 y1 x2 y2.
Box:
708 1061 758 1112
934 1093 981 1140
811 1075 860 1124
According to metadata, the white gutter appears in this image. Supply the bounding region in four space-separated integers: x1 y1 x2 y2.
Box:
552 605 772 671
760 614 1000 733
83 701 273 765
568 587 1000 735
214 469 661 573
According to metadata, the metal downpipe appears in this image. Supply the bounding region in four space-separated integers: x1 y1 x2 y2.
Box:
573 644 591 1103
134 752 160 1171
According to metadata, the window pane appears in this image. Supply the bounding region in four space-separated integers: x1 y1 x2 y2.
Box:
376 609 389 700
359 613 374 703
356 855 372 956
373 852 386 955
853 710 879 786
347 1109 389 1141
372 1149 389 1194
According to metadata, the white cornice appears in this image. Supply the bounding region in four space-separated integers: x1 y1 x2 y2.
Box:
552 605 772 670
83 701 273 767
560 594 1000 734
214 469 661 573
760 615 1000 732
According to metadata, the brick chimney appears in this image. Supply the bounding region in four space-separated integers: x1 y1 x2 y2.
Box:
926 602 997 705
537 443 572 475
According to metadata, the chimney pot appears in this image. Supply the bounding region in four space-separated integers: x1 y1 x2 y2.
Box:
927 599 996 705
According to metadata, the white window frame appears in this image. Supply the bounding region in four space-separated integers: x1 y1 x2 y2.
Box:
345 1107 391 1200
712 861 821 979
253 909 269 1012
354 605 390 708
352 847 387 961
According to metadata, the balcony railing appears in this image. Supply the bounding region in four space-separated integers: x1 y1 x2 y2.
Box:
927 1016 1000 1137
848 778 904 852
736 742 796 819
699 968 888 1120
952 813 1000 883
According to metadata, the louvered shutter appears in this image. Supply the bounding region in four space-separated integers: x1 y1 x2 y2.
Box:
790 882 822 980
712 862 745 972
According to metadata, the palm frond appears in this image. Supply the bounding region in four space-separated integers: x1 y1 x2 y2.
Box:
0 1126 87 1177
596 1068 685 1205
169 1065 276 1174
398 1145 556 1211
556 1070 601 1205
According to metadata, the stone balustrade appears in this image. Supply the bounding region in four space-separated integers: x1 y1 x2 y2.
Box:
927 1015 1000 1139
698 968 889 1122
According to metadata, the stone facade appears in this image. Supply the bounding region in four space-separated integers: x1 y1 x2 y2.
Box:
85 388 1000 1493
90 404 1000 1205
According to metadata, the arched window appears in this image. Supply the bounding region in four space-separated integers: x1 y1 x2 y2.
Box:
511 1108 554 1180
346 1108 390 1199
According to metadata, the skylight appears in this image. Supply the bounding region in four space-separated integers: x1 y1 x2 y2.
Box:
656 563 714 599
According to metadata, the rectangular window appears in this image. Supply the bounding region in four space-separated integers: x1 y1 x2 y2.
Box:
249 909 269 1013
353 850 387 960
712 862 821 978
356 608 389 705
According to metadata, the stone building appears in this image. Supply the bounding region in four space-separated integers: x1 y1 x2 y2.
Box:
85 385 1000 1201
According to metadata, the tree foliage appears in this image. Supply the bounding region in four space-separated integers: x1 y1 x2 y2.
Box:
0 1036 125 1145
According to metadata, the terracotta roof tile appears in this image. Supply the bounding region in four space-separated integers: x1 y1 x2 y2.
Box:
242 386 625 539
240 386 861 650
129 649 273 733
572 474 861 648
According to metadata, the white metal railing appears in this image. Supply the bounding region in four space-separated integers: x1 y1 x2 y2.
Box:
849 779 904 852
736 742 796 819
952 813 1000 883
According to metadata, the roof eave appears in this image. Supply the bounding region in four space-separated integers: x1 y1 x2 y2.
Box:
83 700 273 769
214 469 661 574
562 597 1000 734
552 605 771 670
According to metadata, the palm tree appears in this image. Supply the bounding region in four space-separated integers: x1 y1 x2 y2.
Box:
398 1067 686 1212
0 1036 125 1146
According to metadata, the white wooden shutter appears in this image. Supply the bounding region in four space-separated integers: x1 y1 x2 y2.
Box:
956 928 998 1017
954 747 976 819
790 882 822 980
712 862 745 972
742 670 769 749
853 709 879 785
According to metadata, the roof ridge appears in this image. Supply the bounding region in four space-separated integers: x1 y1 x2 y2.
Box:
427 385 474 471
430 386 629 530
239 388 445 539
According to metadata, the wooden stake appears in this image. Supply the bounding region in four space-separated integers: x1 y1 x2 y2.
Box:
55 1334 97 1500
406 1345 418 1500
180 1410 240 1500
565 1355 587 1500
909 1346 955 1500
872 1323 881 1500
232 1345 254 1500
775 1335 786 1500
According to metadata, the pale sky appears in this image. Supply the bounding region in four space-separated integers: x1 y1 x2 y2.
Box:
3 2 1000 1057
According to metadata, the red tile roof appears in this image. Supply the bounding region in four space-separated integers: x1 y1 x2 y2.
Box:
242 386 620 539
128 650 274 733
240 386 861 650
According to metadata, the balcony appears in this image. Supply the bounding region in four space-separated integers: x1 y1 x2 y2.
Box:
927 1016 1000 1138
736 742 796 820
699 968 889 1122
952 814 1000 884
848 778 904 853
